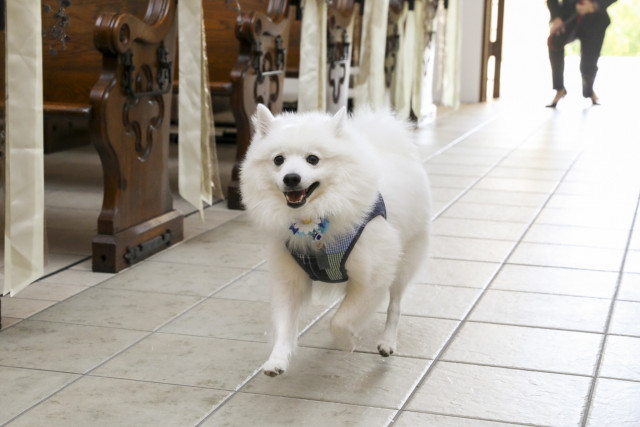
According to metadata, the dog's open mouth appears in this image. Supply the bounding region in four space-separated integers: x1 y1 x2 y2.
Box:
284 182 319 208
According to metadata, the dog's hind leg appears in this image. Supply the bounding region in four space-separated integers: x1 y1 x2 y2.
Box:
331 221 402 351
378 233 429 357
330 280 388 351
378 291 401 357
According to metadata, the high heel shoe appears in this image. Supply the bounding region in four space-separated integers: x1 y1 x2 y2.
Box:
590 93 599 105
546 88 567 108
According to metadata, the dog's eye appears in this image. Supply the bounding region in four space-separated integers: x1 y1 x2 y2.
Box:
306 155 320 166
273 155 285 166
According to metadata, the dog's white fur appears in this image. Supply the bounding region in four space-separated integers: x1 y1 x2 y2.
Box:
240 104 431 377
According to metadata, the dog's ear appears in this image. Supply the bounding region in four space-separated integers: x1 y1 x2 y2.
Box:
253 103 275 138
330 106 347 136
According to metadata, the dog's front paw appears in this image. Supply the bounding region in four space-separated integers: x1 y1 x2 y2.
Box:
377 341 395 357
263 357 288 377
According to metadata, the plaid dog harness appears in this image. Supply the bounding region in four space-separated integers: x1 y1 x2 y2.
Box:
288 194 387 283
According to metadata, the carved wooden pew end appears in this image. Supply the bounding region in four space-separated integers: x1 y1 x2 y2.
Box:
88 0 183 272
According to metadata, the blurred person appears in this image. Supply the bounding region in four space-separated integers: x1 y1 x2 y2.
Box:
546 0 617 107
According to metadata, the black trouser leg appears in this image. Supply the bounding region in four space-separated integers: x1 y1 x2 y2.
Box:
548 19 577 91
578 16 608 98
548 43 566 91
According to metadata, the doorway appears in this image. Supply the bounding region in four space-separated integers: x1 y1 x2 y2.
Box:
497 0 640 106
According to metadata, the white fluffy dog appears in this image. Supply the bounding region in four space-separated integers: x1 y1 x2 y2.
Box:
240 104 431 377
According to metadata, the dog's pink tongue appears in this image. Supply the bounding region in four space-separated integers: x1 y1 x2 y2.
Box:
286 191 305 203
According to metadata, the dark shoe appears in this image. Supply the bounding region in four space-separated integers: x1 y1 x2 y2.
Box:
546 88 567 108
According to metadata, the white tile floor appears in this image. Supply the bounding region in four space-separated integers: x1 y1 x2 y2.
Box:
2 75 640 425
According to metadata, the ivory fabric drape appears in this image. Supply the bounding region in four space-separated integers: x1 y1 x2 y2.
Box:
441 0 461 108
390 0 431 120
391 2 414 119
354 0 390 111
410 0 427 118
2 1 45 296
200 19 224 203
297 0 328 112
178 0 222 216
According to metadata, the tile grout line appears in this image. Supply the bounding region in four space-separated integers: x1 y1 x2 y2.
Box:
432 256 623 274
192 366 265 426
432 222 635 247
387 143 584 424
580 190 640 427
34 256 92 282
594 375 640 385
401 410 546 427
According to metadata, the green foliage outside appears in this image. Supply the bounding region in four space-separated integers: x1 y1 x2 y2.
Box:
566 0 640 56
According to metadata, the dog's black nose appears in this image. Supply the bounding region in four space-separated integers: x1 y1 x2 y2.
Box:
283 173 301 188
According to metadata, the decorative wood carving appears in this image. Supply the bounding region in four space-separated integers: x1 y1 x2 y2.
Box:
91 0 183 272
385 0 404 89
327 0 356 111
227 0 292 210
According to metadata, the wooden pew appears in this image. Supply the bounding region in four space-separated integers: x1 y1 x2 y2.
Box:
385 0 405 89
285 0 359 112
326 0 358 112
41 0 183 272
196 0 293 209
